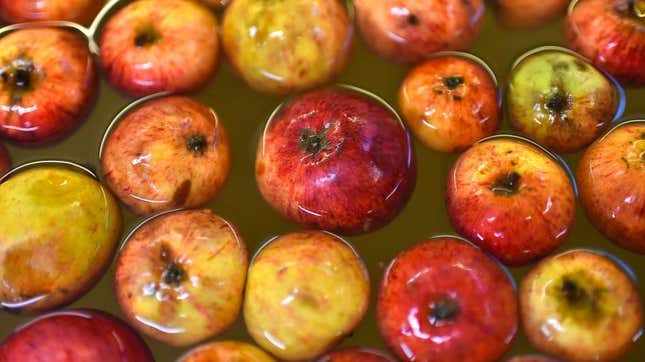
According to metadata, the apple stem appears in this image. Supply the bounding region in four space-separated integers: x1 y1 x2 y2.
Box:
162 262 185 286
428 298 460 326
186 134 207 156
490 172 521 196
298 128 329 156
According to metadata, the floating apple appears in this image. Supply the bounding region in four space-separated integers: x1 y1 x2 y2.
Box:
506 356 561 362
99 0 219 97
318 347 396 362
0 164 121 313
244 231 370 360
221 0 353 95
0 0 103 25
115 209 248 347
520 249 643 361
354 0 484 64
446 136 576 266
0 143 9 176
101 96 230 216
578 121 645 253
508 47 621 153
0 27 96 145
565 0 645 86
178 341 275 362
398 53 500 152
377 237 518 362
495 0 569 29
256 86 416 235
0 309 153 362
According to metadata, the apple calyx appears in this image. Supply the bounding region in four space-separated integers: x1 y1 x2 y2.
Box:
490 171 521 196
443 76 465 90
545 91 571 116
1 57 38 103
428 297 460 326
134 24 161 47
162 261 186 286
554 272 606 322
407 14 420 26
186 134 208 156
299 128 330 156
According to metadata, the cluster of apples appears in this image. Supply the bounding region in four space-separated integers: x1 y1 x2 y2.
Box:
0 0 643 361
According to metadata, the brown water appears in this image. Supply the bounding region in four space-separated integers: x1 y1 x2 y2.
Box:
1 3 645 361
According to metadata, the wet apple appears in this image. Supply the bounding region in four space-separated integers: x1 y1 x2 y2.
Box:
115 209 248 347
318 347 396 362
0 27 97 145
0 0 104 25
101 96 230 216
0 165 121 313
99 0 219 97
178 341 275 362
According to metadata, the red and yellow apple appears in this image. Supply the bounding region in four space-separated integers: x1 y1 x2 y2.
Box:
377 237 518 362
495 0 569 29
244 231 370 360
99 0 219 97
256 86 416 235
115 209 248 347
399 53 500 152
577 121 645 253
446 137 576 265
318 347 395 362
354 0 484 64
178 341 275 362
101 96 230 216
0 0 104 25
520 249 643 361
0 27 96 145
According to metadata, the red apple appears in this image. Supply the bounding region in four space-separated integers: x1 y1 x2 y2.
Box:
0 0 104 26
495 0 569 29
99 0 219 97
506 356 561 362
115 209 248 347
446 136 576 265
354 0 485 64
0 27 97 145
520 249 643 361
0 143 9 176
0 309 154 362
178 341 276 362
318 347 396 362
398 53 500 152
577 121 645 253
256 86 416 235
101 95 230 216
565 0 645 86
377 236 518 362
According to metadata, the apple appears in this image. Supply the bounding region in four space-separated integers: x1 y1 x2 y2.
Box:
495 0 569 29
398 53 500 152
0 309 153 362
0 164 122 314
565 0 645 86
318 347 395 362
445 136 576 266
577 121 645 253
101 95 230 216
256 86 416 235
99 0 219 97
377 236 518 362
506 356 561 362
0 27 97 145
354 0 484 64
0 0 104 26
244 230 370 361
221 0 353 95
508 47 621 153
0 143 9 176
115 209 248 347
178 341 275 362
520 249 643 361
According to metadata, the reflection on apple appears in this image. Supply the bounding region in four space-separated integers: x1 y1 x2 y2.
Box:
0 0 103 25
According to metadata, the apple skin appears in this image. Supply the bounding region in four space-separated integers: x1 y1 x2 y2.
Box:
0 27 97 145
115 209 248 347
0 166 122 314
256 87 416 235
495 0 569 29
101 96 230 216
244 231 370 361
398 54 500 152
178 341 276 362
221 0 353 95
446 138 575 266
377 237 518 362
508 49 620 153
520 250 643 361
0 0 104 26
506 356 561 362
0 309 154 362
317 347 396 362
354 0 484 64
565 0 645 86
99 0 219 97
577 122 645 253
0 144 9 176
